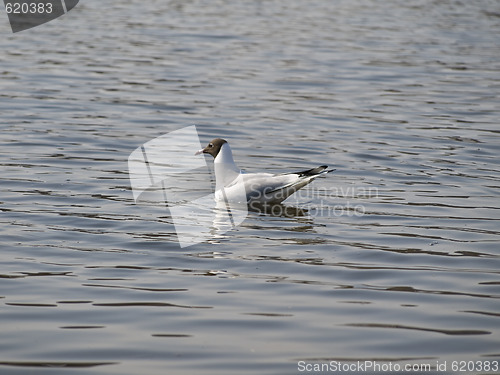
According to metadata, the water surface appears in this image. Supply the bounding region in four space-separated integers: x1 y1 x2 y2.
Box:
1 1 499 374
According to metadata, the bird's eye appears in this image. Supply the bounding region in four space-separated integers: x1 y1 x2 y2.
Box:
208 143 214 148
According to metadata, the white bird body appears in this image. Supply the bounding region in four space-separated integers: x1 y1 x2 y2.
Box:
197 139 332 205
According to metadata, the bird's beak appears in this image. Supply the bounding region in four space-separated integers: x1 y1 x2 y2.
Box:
195 148 205 156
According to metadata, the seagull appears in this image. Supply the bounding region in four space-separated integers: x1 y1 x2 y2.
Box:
195 138 333 205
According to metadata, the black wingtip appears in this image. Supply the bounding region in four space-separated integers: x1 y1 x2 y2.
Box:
297 165 335 177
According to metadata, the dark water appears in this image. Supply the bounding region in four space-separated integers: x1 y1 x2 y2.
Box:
1 1 500 374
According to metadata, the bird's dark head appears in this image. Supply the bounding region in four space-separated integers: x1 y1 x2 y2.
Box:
195 138 227 159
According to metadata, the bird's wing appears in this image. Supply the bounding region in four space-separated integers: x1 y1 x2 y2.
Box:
242 168 332 203
220 167 333 204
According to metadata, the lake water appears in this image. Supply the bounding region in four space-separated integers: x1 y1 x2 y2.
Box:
1 1 499 374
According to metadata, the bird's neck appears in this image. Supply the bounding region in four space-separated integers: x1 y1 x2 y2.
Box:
214 143 240 189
